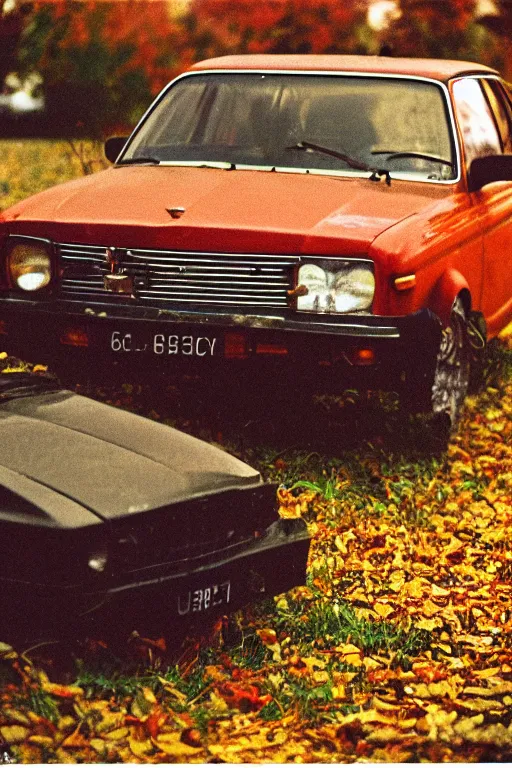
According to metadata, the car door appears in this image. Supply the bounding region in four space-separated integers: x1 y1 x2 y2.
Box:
453 76 512 336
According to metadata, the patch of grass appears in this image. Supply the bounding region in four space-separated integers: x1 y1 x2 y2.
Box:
259 700 282 721
276 597 431 658
0 138 106 210
286 678 334 721
75 669 159 699
10 688 60 725
226 631 268 671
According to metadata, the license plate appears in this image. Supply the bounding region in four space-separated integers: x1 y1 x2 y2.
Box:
177 580 231 616
110 330 217 357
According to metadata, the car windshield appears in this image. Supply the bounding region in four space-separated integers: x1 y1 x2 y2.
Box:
122 73 456 181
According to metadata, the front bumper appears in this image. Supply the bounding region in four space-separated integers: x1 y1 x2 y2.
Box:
0 297 442 393
1 518 309 640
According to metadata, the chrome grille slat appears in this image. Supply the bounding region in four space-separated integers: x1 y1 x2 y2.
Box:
58 242 297 308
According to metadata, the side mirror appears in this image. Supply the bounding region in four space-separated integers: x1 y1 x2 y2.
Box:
104 136 129 164
468 154 512 192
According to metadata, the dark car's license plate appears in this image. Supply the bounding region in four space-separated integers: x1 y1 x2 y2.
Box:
177 580 230 616
110 330 218 357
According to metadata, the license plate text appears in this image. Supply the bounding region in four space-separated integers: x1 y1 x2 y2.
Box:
111 331 217 356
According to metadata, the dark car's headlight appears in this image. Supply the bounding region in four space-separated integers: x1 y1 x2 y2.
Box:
295 260 375 314
6 239 52 291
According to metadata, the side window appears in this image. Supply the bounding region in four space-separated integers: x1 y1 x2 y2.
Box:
452 78 502 169
481 79 512 153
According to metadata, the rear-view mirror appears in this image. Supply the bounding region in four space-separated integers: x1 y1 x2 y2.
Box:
104 136 129 164
468 154 512 192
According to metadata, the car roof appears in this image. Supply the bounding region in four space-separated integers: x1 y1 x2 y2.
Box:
188 54 498 82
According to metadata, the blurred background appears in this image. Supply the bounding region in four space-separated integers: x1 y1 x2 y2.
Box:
0 0 510 141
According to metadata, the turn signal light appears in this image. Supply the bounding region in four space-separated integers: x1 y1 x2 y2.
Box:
0 321 7 335
394 274 416 291
60 327 89 347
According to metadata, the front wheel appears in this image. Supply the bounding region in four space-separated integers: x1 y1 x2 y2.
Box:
430 296 471 430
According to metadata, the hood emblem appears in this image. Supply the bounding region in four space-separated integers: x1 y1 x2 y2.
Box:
103 247 134 295
105 246 121 273
166 206 186 219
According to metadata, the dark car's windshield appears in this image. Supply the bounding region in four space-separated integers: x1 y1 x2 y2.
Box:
122 73 456 181
0 373 61 402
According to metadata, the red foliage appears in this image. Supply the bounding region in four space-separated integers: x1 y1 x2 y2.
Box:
185 0 368 56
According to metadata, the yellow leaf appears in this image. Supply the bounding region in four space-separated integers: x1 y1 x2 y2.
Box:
456 697 504 712
28 735 54 748
454 714 484 737
301 656 326 672
0 725 30 744
474 667 501 679
334 643 364 667
366 726 415 743
141 686 157 705
422 599 443 617
153 732 202 757
42 682 84 699
157 675 189 702
90 739 107 754
432 643 452 655
96 712 125 734
374 602 394 619
431 584 451 597
414 619 443 632
2 708 30 726
388 570 406 592
129 737 154 758
103 727 129 741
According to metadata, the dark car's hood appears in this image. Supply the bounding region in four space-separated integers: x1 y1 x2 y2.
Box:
4 165 450 255
0 387 260 521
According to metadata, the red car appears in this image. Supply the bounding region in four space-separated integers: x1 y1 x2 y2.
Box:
0 55 511 427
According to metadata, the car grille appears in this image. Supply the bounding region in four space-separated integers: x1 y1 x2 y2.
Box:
112 485 278 574
58 242 298 309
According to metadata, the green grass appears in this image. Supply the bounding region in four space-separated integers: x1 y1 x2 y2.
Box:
0 138 107 210
275 596 431 658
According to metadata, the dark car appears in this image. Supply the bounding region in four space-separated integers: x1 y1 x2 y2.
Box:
0 373 309 641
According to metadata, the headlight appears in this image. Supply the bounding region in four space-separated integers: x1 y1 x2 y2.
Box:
296 260 375 314
7 240 52 291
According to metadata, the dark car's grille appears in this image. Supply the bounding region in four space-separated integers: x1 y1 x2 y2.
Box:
58 242 298 309
112 484 278 575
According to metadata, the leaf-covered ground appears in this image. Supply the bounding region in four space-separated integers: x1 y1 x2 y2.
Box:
0 329 512 763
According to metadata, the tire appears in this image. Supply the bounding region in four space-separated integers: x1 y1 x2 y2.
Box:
430 296 471 430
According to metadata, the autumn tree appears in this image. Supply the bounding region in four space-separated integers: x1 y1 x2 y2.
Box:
478 1 512 78
180 0 372 64
18 0 183 136
0 0 27 88
380 0 502 68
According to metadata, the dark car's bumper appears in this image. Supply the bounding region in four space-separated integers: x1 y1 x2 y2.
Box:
0 297 442 394
1 518 309 640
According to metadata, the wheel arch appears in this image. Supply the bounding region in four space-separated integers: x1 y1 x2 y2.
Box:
429 269 471 326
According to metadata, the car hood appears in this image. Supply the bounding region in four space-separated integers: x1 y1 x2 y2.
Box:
0 388 261 521
5 165 450 254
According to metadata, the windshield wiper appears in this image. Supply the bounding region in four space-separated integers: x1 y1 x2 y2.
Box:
116 156 161 166
286 141 391 185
